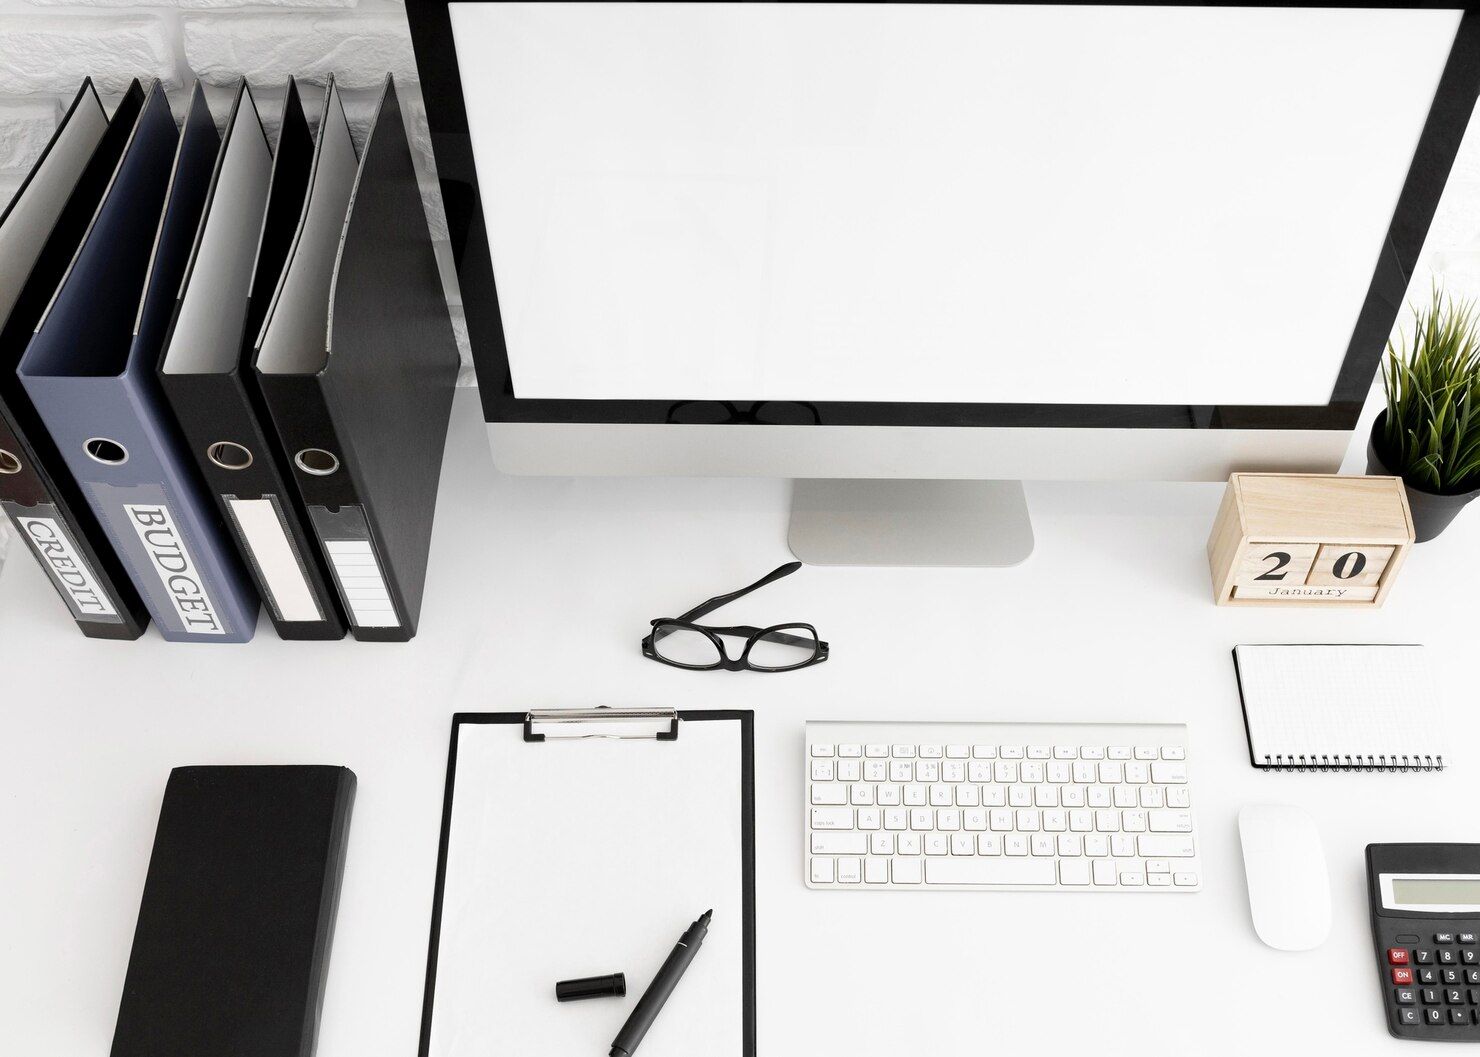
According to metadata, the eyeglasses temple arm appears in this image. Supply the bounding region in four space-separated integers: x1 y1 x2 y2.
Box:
672 561 803 623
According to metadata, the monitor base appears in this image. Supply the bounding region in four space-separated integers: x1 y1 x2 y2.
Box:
788 479 1035 567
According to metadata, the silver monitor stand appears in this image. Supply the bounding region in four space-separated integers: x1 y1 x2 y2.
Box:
788 479 1035 567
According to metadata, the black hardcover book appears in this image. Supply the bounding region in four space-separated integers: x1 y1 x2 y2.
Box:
111 765 355 1057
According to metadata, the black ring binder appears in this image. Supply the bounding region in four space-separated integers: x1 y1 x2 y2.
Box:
1261 753 1445 772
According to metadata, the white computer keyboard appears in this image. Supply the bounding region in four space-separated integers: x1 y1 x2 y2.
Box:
805 721 1200 892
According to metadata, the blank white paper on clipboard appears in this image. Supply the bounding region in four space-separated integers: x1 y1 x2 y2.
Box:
422 710 755 1057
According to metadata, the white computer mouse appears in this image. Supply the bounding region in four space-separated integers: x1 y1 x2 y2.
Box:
1238 804 1332 951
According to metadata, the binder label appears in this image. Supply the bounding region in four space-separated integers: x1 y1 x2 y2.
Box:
226 496 324 623
123 503 226 635
4 505 120 622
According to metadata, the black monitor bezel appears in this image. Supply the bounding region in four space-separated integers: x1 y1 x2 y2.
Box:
407 0 1480 430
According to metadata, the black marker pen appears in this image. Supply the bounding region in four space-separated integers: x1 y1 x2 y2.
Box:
609 910 711 1057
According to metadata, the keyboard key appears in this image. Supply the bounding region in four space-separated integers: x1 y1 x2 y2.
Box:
971 745 998 759
1054 746 1078 759
937 808 961 831
850 784 874 805
946 744 969 758
956 785 980 807
942 761 966 782
865 857 889 883
1005 834 1029 856
920 744 943 759
839 743 863 758
1162 746 1186 760
877 783 901 806
837 760 862 782
863 760 888 782
898 833 922 855
1108 746 1132 760
930 783 952 806
1027 745 1051 760
1166 787 1192 808
1173 872 1199 886
890 761 914 783
1085 834 1109 857
924 834 949 855
892 857 923 884
1148 810 1193 833
1098 761 1124 784
925 858 1057 885
811 785 848 805
951 833 975 855
857 808 881 830
1151 761 1188 784
871 832 894 855
1113 786 1138 808
837 857 862 884
1124 762 1150 784
1093 859 1117 885
1120 871 1145 886
917 761 940 783
1134 746 1158 760
963 809 987 831
812 833 868 855
1057 834 1082 856
1147 873 1172 887
883 808 907 831
810 857 835 883
1088 786 1112 808
865 744 889 758
976 833 1002 855
1080 746 1106 760
811 808 854 830
904 784 927 806
1138 834 1196 857
1059 859 1091 885
1111 834 1137 858
811 744 835 758
1031 834 1056 856
891 744 916 758
1146 859 1171 874
1001 745 1025 759
1139 786 1165 808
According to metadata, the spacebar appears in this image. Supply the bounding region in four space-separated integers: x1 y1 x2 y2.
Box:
925 859 1058 885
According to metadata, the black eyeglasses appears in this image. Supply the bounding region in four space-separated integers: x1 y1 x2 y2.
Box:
642 562 829 672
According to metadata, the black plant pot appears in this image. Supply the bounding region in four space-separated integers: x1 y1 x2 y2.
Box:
1367 413 1480 543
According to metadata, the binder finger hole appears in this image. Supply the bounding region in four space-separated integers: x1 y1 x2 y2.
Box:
84 438 128 466
295 448 339 477
0 448 19 475
207 441 253 471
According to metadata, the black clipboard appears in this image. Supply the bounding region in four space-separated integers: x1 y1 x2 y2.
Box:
419 709 756 1056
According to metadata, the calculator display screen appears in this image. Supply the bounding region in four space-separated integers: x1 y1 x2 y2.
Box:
1392 878 1480 907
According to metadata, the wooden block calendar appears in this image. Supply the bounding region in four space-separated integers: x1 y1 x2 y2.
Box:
1207 473 1414 607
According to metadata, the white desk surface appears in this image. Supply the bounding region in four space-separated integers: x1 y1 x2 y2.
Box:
2 390 1477 1055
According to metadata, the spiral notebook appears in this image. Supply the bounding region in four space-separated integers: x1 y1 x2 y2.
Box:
1233 644 1444 772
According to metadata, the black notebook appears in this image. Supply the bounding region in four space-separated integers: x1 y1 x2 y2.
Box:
111 766 355 1057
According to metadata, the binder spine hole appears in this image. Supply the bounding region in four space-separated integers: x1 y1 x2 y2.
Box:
0 448 19 475
83 438 128 466
207 442 254 471
295 448 339 477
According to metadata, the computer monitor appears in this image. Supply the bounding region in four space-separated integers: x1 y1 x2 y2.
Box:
407 1 1480 565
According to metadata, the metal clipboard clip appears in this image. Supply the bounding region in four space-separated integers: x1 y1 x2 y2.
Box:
523 707 680 743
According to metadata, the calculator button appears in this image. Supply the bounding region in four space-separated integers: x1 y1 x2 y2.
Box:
1396 988 1417 1005
1448 988 1467 1004
1394 968 1416 985
1440 949 1458 965
1452 1009 1471 1025
1390 947 1412 965
1416 949 1435 964
1471 989 1480 1004
1444 969 1463 985
1424 988 1442 1004
1464 950 1478 965
1400 1008 1422 1026
1471 971 1480 985
1428 1008 1447 1025
1461 933 1477 944
1437 933 1456 944
1420 968 1440 984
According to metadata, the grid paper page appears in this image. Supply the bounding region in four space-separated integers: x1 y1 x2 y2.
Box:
1235 645 1443 766
427 719 745 1057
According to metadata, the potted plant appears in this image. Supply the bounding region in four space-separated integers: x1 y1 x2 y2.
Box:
1368 286 1480 541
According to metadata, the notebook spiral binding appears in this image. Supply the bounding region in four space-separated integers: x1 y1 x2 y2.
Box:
1262 753 1445 773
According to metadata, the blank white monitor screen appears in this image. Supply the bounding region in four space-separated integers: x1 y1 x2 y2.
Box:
448 2 1461 406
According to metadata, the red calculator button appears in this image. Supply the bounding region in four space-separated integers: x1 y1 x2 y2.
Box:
1393 967 1415 985
1390 948 1412 966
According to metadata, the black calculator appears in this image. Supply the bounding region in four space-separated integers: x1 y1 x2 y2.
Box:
1369 845 1480 1042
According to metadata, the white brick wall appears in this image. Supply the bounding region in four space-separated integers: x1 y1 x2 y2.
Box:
5 4 1480 385
0 0 474 382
